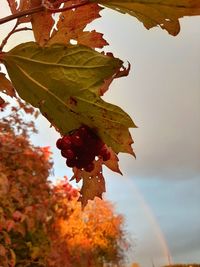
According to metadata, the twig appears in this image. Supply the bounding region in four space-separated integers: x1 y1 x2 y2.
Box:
0 25 32 51
0 6 44 25
0 0 90 26
45 0 90 13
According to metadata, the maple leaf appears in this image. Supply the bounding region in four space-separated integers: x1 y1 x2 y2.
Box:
30 0 54 46
99 62 131 96
92 0 200 35
71 146 122 206
48 2 108 48
6 0 31 23
6 0 18 14
103 146 122 174
72 159 106 207
0 244 6 257
0 72 16 97
0 96 7 109
2 42 136 154
18 0 30 23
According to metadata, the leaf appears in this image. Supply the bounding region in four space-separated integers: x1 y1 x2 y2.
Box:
6 0 18 14
92 0 200 35
0 96 6 109
2 231 11 245
73 160 106 207
0 173 9 195
0 72 16 97
30 0 54 46
0 244 6 256
9 248 16 267
6 220 15 232
48 3 108 48
30 246 40 260
77 30 108 49
7 0 31 23
103 147 122 174
3 42 136 154
18 0 30 23
12 210 22 221
99 62 131 96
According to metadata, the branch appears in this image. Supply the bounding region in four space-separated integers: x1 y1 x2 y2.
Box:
0 0 90 26
0 6 44 25
0 25 32 51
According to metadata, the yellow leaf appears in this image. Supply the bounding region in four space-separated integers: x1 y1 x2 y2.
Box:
92 0 200 35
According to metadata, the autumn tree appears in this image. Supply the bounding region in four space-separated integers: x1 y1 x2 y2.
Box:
162 265 200 267
0 102 129 266
1 0 200 203
0 102 54 266
51 189 129 267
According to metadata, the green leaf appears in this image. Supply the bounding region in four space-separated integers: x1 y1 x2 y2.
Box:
2 42 136 154
92 0 200 35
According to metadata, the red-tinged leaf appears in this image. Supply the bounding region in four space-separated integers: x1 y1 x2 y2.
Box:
77 30 108 49
30 0 54 46
0 244 6 256
14 223 26 236
0 72 16 97
103 147 122 174
9 248 16 267
0 173 9 195
2 230 11 245
25 206 34 213
99 62 131 96
18 0 31 23
0 96 7 109
72 160 106 207
7 0 31 22
48 3 108 49
6 220 15 232
12 210 22 221
26 217 35 231
6 0 18 14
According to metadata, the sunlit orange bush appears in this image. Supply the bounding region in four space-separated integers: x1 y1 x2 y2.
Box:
0 105 129 267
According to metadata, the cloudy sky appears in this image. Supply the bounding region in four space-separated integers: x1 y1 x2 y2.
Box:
1 2 200 267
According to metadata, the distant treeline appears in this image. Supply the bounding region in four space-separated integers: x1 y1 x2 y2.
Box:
163 265 200 267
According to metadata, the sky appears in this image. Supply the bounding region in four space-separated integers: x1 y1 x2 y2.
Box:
1 2 200 267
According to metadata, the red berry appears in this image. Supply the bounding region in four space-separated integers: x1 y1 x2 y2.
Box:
94 140 104 155
61 136 72 149
76 159 85 169
66 158 77 168
61 149 75 159
56 138 63 149
84 162 94 172
71 134 83 147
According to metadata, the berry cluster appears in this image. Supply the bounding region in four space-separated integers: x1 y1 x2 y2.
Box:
56 126 111 172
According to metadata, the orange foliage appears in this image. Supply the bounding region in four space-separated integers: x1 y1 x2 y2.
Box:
53 197 128 267
0 109 53 266
0 106 129 266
